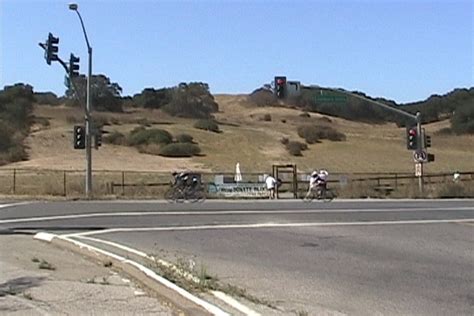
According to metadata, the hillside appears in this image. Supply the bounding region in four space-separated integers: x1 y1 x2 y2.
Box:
1 94 473 174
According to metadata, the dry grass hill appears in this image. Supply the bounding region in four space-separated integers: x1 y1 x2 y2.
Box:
2 94 473 174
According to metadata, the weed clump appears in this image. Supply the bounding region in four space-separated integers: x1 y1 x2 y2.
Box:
286 141 308 156
175 133 195 144
158 143 201 157
297 124 346 144
128 127 172 146
104 131 127 145
194 119 220 133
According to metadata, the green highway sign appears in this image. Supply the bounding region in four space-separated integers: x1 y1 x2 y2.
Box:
315 95 347 103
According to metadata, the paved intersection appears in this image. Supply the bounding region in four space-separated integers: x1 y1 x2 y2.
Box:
1 200 473 315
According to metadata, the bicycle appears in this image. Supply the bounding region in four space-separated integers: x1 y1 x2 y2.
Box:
165 183 206 203
302 185 336 202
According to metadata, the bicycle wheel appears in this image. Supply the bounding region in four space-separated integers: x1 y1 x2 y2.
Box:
321 189 334 202
302 190 316 202
164 187 177 203
186 186 206 203
165 187 185 203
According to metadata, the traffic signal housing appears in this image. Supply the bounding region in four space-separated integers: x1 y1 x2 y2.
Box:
45 33 59 65
274 76 287 99
69 54 80 78
425 134 432 148
406 127 418 150
73 125 86 149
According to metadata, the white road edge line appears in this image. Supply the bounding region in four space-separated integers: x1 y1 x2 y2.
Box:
33 232 229 316
0 202 32 210
212 291 261 316
73 235 262 316
2 207 474 224
63 218 474 238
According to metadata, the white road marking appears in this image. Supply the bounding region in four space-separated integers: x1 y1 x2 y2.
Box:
70 235 262 316
212 291 262 316
1 206 474 224
34 233 230 316
64 218 474 237
0 202 32 209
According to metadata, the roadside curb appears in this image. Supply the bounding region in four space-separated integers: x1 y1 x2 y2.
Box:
34 232 229 316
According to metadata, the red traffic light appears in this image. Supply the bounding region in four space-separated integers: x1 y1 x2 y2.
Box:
408 128 417 136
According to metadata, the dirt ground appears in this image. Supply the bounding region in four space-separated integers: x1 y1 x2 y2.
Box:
0 234 176 315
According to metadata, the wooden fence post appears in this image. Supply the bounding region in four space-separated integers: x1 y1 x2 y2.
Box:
12 169 16 194
122 171 125 195
63 171 67 196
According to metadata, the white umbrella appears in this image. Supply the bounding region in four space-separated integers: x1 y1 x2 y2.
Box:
234 162 242 182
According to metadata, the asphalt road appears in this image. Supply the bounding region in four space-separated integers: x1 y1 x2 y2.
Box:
1 199 473 315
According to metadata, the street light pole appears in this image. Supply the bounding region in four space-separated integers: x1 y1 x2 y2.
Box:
69 3 93 198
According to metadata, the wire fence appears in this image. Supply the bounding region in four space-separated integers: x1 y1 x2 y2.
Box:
0 168 473 199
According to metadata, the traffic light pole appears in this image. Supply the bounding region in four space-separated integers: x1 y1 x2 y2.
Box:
70 5 93 198
85 46 92 198
416 112 423 194
310 85 424 194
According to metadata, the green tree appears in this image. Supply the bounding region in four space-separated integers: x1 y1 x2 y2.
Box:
0 83 34 164
132 87 172 109
163 82 218 118
451 102 474 134
66 74 123 112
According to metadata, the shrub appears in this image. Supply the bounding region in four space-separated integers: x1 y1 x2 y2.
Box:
248 88 277 106
104 131 126 145
137 144 162 155
286 141 308 156
262 114 272 121
194 119 220 133
299 112 311 118
280 137 289 145
297 124 346 144
162 82 218 118
34 92 61 106
0 122 14 151
158 143 201 157
176 133 195 143
128 128 172 146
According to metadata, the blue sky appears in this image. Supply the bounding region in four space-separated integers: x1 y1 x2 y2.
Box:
1 0 472 103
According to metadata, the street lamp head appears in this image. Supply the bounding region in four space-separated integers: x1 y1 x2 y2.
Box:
69 3 78 10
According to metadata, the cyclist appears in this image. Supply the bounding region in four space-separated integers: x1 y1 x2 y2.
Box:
305 169 329 198
172 171 189 189
305 171 319 199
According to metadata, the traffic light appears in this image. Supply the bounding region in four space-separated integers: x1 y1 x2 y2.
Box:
425 134 432 148
406 127 418 150
73 125 85 149
274 76 286 99
69 54 80 78
45 33 59 65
